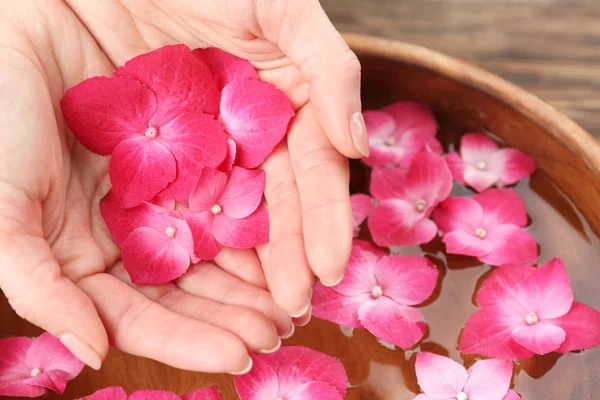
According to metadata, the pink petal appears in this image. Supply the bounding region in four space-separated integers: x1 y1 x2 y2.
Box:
511 324 566 355
182 210 222 260
463 359 513 400
289 381 343 400
442 231 493 257
476 263 535 308
553 302 600 353
414 352 468 398
460 307 534 360
350 194 374 237
114 44 220 121
60 76 156 155
0 382 46 398
182 386 222 400
109 137 176 208
489 148 536 187
218 138 237 173
219 167 265 219
426 137 444 155
445 152 467 185
193 47 258 90
158 112 228 202
79 387 128 400
0 337 39 396
369 166 407 200
373 255 438 305
129 390 182 400
460 133 499 165
312 283 368 328
517 258 573 319
328 241 380 297
502 389 522 400
433 197 483 235
402 149 453 207
122 226 192 284
463 166 501 193
365 145 407 169
475 189 528 228
363 110 396 142
212 206 269 248
358 297 427 349
23 370 72 395
234 354 279 400
220 80 294 168
478 225 538 265
368 200 437 246
189 168 228 212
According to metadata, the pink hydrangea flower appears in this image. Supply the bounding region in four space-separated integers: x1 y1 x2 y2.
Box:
80 386 221 400
183 166 269 260
363 101 443 168
445 133 536 192
433 189 537 265
0 333 84 397
62 45 228 207
312 240 438 349
100 192 196 284
234 346 347 400
460 259 600 359
414 352 518 400
350 194 374 238
367 148 452 246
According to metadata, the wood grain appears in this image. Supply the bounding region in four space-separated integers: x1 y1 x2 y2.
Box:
322 0 600 138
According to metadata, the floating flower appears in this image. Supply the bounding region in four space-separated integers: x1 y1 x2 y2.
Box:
62 45 228 207
445 133 536 193
350 194 374 238
414 352 518 400
0 333 84 397
312 240 438 349
367 148 452 246
100 191 196 284
363 101 442 168
460 259 600 359
183 166 269 260
80 386 222 400
234 346 347 400
433 189 537 265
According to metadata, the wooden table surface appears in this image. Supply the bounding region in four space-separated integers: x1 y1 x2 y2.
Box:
322 0 600 139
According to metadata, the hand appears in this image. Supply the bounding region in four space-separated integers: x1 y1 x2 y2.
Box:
0 1 292 374
64 0 365 316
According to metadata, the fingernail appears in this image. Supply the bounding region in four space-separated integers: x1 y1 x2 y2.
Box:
321 273 345 287
59 333 102 370
289 301 311 319
259 338 282 354
293 308 312 327
350 112 370 157
280 324 295 340
230 357 253 375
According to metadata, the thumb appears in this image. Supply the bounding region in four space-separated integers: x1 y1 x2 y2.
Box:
0 230 108 370
260 0 369 158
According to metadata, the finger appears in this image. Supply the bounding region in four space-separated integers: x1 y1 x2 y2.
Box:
214 248 268 290
258 0 368 158
288 104 353 286
78 272 252 374
260 143 314 316
176 263 292 336
110 265 281 353
0 228 107 370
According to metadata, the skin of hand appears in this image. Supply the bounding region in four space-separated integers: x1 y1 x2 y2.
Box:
0 0 365 373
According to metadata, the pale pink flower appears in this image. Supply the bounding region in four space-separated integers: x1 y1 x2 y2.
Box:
350 194 374 238
80 386 221 400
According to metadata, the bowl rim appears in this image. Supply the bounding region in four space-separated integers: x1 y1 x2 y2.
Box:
343 33 600 176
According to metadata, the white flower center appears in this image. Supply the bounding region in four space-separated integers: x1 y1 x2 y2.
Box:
30 368 42 377
456 392 468 400
415 199 427 212
371 285 383 298
384 137 396 146
475 161 487 170
475 228 487 239
211 204 222 214
165 226 177 238
145 126 158 138
526 312 539 325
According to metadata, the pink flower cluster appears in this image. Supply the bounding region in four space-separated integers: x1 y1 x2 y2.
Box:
80 386 221 400
61 45 294 284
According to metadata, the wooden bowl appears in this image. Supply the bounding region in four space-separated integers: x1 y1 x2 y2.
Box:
2 34 599 400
